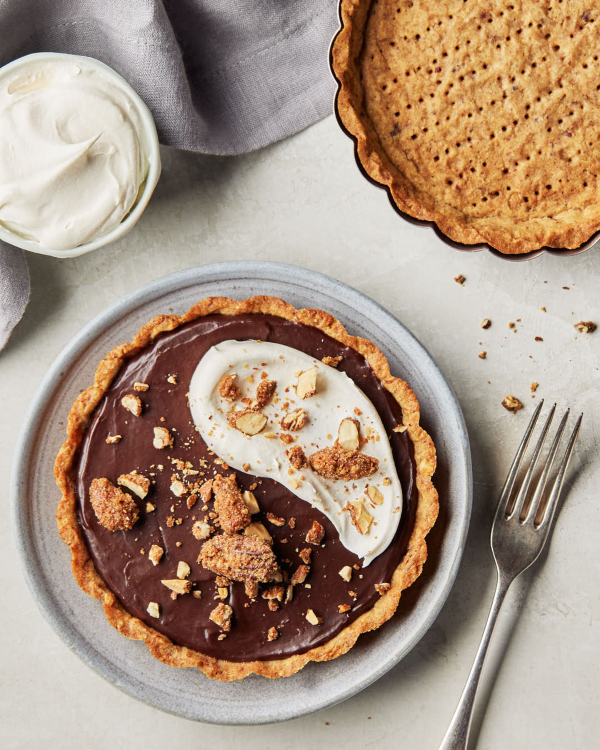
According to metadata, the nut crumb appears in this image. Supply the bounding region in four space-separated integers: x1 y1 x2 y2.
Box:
454 274 466 285
266 512 286 527
299 547 312 564
192 521 213 540
218 373 240 402
375 583 391 595
502 395 523 414
281 408 308 431
290 564 310 586
305 609 322 626
267 626 279 641
105 434 122 444
287 444 307 469
338 604 352 613
133 382 149 392
121 394 142 416
177 561 191 579
162 578 192 595
481 318 491 329
478 351 487 359
153 426 173 449
574 321 596 334
322 355 343 367
339 565 353 582
148 544 164 566
305 521 325 545
147 602 160 618
209 602 233 631
530 382 539 393
255 379 276 408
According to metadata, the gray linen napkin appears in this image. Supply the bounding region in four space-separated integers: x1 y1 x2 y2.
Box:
0 0 339 349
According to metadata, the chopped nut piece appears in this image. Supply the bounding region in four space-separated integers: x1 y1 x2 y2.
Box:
287 444 307 470
215 575 231 587
338 604 352 613
244 522 273 543
299 547 312 564
263 431 277 439
242 490 260 514
478 351 487 359
170 479 188 497
285 585 294 603
213 473 251 534
105 434 122 444
322 355 343 367
481 318 491 329
218 373 240 402
262 585 285 601
161 579 192 595
266 512 286 527
146 502 156 513
192 521 213 540
133 382 150 392
305 520 325 545
255 379 276 407
192 590 202 599
296 367 318 399
167 374 178 385
177 561 191 579
199 478 213 503
148 544 164 566
199 533 280 583
280 433 294 445
209 603 233 631
147 602 160 618
268 600 280 612
375 583 391 595
339 565 353 582
267 626 279 641
121 394 142 416
345 499 373 535
454 274 466 285
230 409 268 436
338 417 360 451
305 609 321 626
530 382 539 393
309 446 379 480
117 472 150 499
153 426 173 449
280 408 308 431
392 425 407 433
217 587 229 599
244 580 259 599
89 478 139 531
290 564 310 586
535 336 544 342
366 485 384 505
502 395 523 414
574 321 596 334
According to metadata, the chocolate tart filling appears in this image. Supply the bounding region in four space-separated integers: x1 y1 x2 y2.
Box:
76 313 418 661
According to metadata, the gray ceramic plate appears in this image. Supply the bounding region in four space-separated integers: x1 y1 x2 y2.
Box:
11 261 471 724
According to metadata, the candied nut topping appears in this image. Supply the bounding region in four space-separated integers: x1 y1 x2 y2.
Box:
366 485 384 505
309 446 379 480
267 626 279 641
338 417 360 451
121 394 142 416
147 602 160 618
213 473 251 534
153 426 173 449
148 544 164 566
209 602 233 631
299 547 312 564
296 367 317 399
244 522 272 543
105 434 122 444
280 408 308 431
177 561 191 579
322 355 343 367
117 472 150 499
305 520 325 545
339 565 353 582
375 583 391 595
305 609 322 626
192 520 213 540
218 373 240 402
574 321 596 334
290 564 310 586
242 490 260 514
244 580 259 599
229 409 268 436
255 379 276 408
133 382 150 392
199 533 281 583
502 395 523 414
161 578 192 595
261 585 285 601
287 444 307 470
266 512 286 527
89 477 139 531
345 499 374 535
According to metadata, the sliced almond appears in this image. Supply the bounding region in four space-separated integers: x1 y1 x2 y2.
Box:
235 411 268 436
366 485 384 505
296 368 318 399
346 499 374 535
161 579 192 595
117 472 150 499
339 565 353 582
244 522 272 543
338 418 360 451
177 561 191 579
242 490 260 514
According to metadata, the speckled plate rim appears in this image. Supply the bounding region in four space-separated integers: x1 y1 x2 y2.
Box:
10 261 472 724
328 3 600 261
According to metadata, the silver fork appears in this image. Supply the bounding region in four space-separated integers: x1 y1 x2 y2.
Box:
439 401 583 750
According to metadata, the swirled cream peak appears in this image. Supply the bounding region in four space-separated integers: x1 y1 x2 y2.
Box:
0 58 148 250
189 340 403 565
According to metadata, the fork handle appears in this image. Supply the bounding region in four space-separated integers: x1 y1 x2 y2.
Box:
438 572 512 750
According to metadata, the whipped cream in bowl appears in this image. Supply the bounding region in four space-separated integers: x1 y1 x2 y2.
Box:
0 53 161 257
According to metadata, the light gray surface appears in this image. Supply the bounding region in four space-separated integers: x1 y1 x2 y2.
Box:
2 115 599 747
10 260 471 724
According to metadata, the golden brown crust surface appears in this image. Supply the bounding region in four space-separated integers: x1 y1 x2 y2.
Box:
332 0 600 255
55 295 438 680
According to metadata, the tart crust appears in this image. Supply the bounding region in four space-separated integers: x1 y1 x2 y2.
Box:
331 0 600 255
55 296 438 680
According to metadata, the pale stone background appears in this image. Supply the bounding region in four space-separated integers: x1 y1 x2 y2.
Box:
2 116 598 749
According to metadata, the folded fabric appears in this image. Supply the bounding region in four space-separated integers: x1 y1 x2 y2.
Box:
0 0 339 349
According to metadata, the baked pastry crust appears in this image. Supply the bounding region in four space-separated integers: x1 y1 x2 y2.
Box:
55 296 438 680
331 0 600 255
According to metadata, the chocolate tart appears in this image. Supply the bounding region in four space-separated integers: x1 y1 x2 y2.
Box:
55 296 438 680
331 0 600 255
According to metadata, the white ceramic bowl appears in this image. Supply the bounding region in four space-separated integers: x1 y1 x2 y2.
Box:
0 52 161 258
